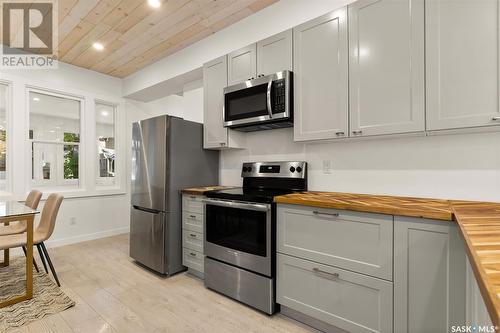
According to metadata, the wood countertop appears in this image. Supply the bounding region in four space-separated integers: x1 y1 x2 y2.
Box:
181 186 236 196
274 191 454 221
274 191 500 327
452 201 500 328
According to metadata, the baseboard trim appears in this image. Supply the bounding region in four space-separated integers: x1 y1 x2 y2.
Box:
280 306 348 333
45 227 130 248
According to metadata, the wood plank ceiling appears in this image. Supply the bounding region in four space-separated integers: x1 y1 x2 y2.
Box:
57 0 278 78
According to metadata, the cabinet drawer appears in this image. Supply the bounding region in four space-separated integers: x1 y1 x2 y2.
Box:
183 230 204 253
277 204 393 280
277 254 393 333
182 212 203 233
183 248 204 273
182 195 205 214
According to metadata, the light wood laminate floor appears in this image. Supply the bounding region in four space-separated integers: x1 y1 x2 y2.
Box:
6 234 317 333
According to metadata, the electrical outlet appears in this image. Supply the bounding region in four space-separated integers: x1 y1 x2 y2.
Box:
323 160 333 174
70 217 77 226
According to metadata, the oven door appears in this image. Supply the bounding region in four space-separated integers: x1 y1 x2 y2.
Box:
223 71 291 128
203 199 272 276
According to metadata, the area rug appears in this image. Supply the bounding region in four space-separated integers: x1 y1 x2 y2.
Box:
0 257 75 330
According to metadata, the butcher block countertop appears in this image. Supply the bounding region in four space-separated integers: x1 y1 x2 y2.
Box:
274 191 454 221
181 186 235 196
452 201 500 328
274 191 500 327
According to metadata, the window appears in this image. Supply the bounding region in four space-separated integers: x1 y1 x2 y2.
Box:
0 84 7 191
96 102 116 185
29 91 81 188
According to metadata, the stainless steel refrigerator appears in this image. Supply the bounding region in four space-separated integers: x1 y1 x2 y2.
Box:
130 115 219 275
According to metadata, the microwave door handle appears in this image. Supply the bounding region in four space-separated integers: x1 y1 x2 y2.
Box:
266 79 273 118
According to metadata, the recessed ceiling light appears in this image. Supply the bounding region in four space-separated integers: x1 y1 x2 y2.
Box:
32 97 40 102
101 111 109 117
148 0 161 8
92 42 104 51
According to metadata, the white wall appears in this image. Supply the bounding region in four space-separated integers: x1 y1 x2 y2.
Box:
220 128 500 202
2 62 121 96
0 62 129 247
126 85 204 123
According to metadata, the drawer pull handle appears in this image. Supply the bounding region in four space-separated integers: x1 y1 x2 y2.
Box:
190 196 196 199
189 215 196 219
313 211 339 218
189 233 197 238
492 116 500 121
313 268 339 280
189 252 196 257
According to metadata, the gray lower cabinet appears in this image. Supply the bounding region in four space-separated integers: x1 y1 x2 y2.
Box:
182 194 206 277
277 254 393 333
277 204 393 280
394 216 466 332
277 204 467 333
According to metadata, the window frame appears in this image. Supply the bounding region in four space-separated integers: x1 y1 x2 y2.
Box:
0 80 12 195
95 100 118 187
27 87 85 190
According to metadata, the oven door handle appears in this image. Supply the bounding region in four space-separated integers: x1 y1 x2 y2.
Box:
203 199 270 212
266 79 273 119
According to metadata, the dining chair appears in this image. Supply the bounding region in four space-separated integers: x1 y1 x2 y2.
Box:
0 190 42 271
0 193 63 286
0 190 42 236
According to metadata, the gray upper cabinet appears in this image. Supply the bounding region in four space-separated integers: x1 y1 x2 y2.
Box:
426 0 500 131
227 44 257 86
349 0 425 137
256 29 293 76
293 8 349 142
203 56 244 149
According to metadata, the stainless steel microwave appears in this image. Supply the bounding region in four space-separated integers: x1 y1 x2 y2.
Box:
223 70 293 131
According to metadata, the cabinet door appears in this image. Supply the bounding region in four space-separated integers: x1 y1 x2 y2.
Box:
256 29 293 76
349 0 424 137
277 254 393 333
203 56 228 149
277 204 393 280
394 217 466 332
293 9 348 142
426 0 500 131
227 44 257 86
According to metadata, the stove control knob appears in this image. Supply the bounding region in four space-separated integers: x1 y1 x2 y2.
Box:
289 166 295 173
296 166 303 173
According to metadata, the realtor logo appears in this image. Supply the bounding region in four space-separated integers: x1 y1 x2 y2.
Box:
0 0 58 68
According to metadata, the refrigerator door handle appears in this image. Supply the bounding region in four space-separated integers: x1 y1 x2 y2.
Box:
132 205 162 214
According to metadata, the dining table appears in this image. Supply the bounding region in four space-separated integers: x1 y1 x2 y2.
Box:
0 201 39 308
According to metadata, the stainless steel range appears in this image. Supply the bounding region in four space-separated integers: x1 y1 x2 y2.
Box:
203 161 307 314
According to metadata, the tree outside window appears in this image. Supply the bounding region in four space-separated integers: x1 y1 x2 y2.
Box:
29 91 81 188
